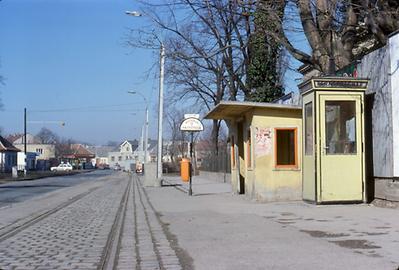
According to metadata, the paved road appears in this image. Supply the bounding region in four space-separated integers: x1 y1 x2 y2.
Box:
0 170 112 207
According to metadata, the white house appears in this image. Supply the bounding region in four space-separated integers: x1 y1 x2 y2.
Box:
11 134 56 161
0 136 20 173
108 140 139 171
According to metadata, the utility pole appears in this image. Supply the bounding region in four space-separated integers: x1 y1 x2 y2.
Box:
144 106 148 162
157 43 165 180
24 108 27 176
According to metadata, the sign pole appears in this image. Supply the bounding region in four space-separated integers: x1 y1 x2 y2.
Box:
189 132 194 196
179 115 203 197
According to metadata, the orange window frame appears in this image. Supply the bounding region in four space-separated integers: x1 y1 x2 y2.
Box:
247 129 252 168
274 128 298 169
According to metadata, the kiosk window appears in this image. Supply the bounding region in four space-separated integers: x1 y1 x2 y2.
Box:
305 102 313 155
275 128 297 167
325 101 356 154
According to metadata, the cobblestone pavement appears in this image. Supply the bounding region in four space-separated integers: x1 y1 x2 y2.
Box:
0 173 184 270
116 176 182 270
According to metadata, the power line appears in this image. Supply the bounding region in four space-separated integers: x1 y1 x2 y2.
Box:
29 102 145 113
0 102 147 113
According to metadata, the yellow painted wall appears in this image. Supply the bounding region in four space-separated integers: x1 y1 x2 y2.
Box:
229 108 302 202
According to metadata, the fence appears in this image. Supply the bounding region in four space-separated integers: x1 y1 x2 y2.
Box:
199 147 231 173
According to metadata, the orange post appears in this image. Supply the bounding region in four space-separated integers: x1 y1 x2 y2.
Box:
180 158 190 182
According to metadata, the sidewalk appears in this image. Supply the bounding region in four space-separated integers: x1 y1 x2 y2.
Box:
162 173 232 195
145 173 399 270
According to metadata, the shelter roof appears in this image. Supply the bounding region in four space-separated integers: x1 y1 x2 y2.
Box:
67 144 95 159
0 136 20 152
204 101 301 120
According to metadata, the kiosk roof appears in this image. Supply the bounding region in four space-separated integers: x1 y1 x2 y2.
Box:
204 101 301 120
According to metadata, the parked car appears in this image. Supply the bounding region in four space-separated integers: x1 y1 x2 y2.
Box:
97 164 110 170
113 164 121 171
50 163 73 172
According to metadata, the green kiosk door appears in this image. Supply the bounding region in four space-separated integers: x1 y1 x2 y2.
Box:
319 95 364 202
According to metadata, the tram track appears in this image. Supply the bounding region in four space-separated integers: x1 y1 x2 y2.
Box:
98 175 132 270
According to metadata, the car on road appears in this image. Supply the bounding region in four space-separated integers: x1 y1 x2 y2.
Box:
50 163 73 172
97 164 110 170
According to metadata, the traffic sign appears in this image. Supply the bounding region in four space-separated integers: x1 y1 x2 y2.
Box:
180 117 204 132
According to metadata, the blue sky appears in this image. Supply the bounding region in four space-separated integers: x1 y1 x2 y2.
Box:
0 0 305 145
0 0 159 145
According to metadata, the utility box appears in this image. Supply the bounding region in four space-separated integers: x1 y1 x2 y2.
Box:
181 158 190 182
299 77 368 204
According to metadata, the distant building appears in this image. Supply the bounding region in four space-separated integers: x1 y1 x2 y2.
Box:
88 145 114 167
8 133 56 170
60 144 95 169
108 140 139 171
0 136 20 173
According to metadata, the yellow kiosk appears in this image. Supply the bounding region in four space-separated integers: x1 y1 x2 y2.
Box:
299 77 368 204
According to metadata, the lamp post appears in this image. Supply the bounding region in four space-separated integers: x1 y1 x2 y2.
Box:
126 10 165 180
128 91 148 163
24 108 27 176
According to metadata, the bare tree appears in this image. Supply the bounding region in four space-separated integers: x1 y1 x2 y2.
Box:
258 0 399 74
129 0 270 153
55 138 76 159
165 106 187 162
36 127 59 144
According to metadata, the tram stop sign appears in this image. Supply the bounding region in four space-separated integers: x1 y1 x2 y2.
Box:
180 117 204 132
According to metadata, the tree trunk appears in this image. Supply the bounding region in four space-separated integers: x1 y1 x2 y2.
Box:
211 119 220 155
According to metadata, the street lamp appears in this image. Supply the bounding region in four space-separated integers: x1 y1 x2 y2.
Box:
126 10 165 180
127 91 148 163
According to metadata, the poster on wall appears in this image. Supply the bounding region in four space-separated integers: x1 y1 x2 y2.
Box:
255 127 272 157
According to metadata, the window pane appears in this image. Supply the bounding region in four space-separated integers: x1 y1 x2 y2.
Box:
276 129 296 166
305 102 313 155
325 101 356 154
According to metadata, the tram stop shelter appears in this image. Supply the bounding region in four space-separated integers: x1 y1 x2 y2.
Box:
205 101 302 202
299 77 368 204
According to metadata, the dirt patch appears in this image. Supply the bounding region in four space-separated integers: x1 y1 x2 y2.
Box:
330 239 381 249
280 212 295 216
367 251 383 258
359 231 388 236
277 221 296 225
300 230 349 238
